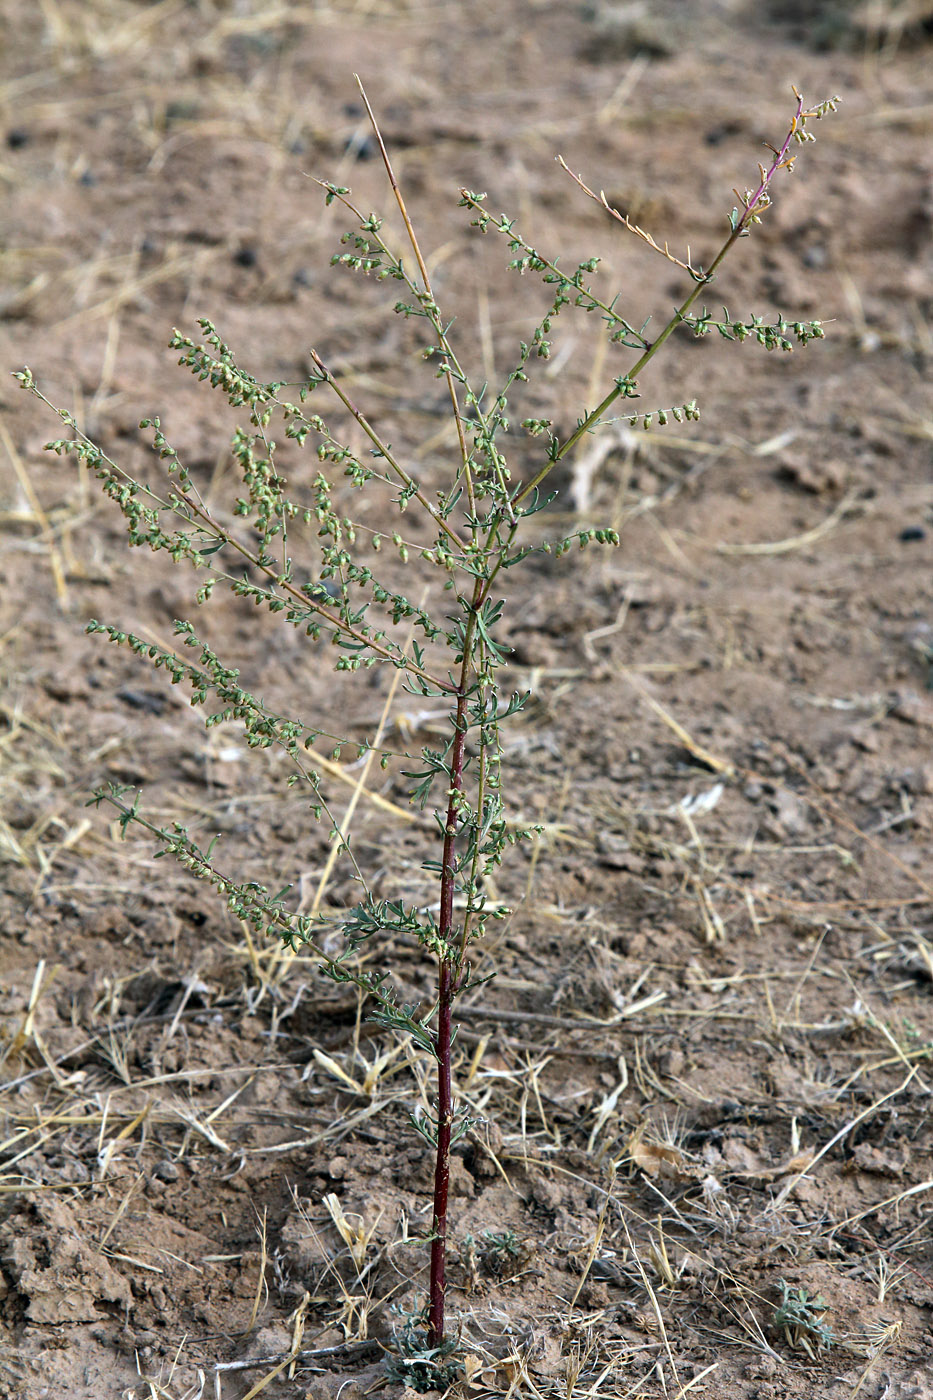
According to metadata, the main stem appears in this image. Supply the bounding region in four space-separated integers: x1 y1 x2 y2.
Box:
427 953 455 1350
426 592 480 1350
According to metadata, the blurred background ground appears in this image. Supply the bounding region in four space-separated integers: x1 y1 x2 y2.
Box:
1 2 932 1397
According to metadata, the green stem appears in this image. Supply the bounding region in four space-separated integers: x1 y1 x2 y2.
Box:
309 351 469 555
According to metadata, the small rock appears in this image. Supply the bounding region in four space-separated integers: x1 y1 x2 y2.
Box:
905 764 933 795
851 1142 909 1177
345 133 376 160
849 725 880 753
769 786 809 835
116 687 166 715
779 453 846 494
744 1355 778 1380
450 1170 475 1198
892 690 933 728
659 1047 685 1078
530 1173 563 1212
238 1323 293 1362
42 673 90 702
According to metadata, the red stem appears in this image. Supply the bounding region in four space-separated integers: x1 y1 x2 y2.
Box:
738 91 805 233
426 601 476 1350
427 955 454 1349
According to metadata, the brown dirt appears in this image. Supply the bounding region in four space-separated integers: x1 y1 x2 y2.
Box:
2 3 933 1398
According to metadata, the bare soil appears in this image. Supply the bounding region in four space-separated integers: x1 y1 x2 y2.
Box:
2 3 933 1398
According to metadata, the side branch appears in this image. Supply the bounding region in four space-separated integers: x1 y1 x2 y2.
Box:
309 350 470 556
354 75 475 517
557 156 704 280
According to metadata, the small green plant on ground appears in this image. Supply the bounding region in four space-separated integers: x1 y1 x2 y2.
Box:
462 1228 524 1281
774 1280 835 1357
15 81 835 1386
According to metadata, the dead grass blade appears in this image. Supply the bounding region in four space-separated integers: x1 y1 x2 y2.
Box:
620 671 736 777
0 421 69 609
769 1064 919 1212
707 486 863 555
621 1220 682 1398
570 1165 616 1307
834 1177 933 1232
240 1206 269 1339
99 1170 145 1249
0 960 53 1069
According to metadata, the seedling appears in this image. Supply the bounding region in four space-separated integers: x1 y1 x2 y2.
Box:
774 1280 835 1357
385 1309 463 1392
479 1229 523 1279
15 81 835 1381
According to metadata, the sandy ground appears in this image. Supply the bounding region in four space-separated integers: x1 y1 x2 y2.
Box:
1 2 933 1398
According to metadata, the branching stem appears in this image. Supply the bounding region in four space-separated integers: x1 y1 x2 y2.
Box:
516 90 824 504
308 350 469 556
